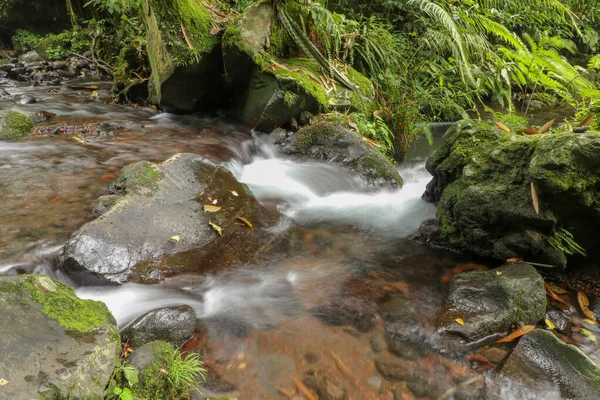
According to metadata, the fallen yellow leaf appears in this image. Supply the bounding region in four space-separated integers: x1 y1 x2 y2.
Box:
578 292 596 321
583 318 598 325
209 222 223 236
169 235 180 242
237 353 245 361
545 319 556 329
455 318 464 325
238 363 247 370
72 136 85 144
0 378 7 386
231 190 239 197
496 271 503 276
496 325 535 343
494 121 511 134
531 182 540 214
203 205 222 213
236 216 253 230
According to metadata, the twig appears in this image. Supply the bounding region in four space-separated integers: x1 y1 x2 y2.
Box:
291 377 317 400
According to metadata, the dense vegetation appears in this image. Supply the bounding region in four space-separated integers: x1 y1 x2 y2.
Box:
3 0 599 157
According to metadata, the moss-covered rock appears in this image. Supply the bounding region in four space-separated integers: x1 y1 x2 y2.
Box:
222 2 376 131
274 122 403 190
423 120 600 268
0 274 119 399
141 0 224 112
0 110 34 140
128 341 176 399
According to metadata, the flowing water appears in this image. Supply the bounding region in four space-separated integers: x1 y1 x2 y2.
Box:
1 83 598 399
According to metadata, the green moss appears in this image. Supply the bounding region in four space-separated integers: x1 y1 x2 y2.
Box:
133 341 175 399
109 161 164 195
1 275 115 332
0 111 34 140
360 153 403 186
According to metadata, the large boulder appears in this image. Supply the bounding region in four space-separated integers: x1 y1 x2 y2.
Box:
141 0 224 112
121 305 196 349
0 110 34 140
0 274 119 400
501 329 600 399
274 122 403 190
222 1 376 130
438 262 546 340
64 153 282 283
424 120 600 268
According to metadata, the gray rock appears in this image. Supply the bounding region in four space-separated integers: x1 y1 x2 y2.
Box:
0 275 119 400
274 122 403 190
501 329 600 399
438 263 546 341
18 94 37 105
64 153 282 283
9 67 25 78
0 88 11 98
545 309 572 334
58 68 77 78
91 194 122 217
53 61 68 70
121 305 196 348
0 63 14 72
28 110 57 124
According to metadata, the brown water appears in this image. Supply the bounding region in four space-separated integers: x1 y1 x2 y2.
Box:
1 82 598 400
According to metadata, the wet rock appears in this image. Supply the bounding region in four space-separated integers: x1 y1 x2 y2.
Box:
53 61 68 70
91 194 122 217
121 305 196 349
64 153 282 283
141 0 224 113
58 68 76 78
255 354 297 397
274 122 403 190
20 51 43 63
545 309 572 334
0 63 14 72
28 110 57 124
501 329 600 398
18 94 37 104
40 71 61 85
128 341 182 399
423 120 600 267
0 274 119 400
0 110 34 140
97 121 123 132
8 67 25 78
478 347 509 365
589 295 600 321
0 88 11 98
438 263 546 341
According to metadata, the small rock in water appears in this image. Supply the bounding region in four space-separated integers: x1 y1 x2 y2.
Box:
28 111 56 124
18 95 37 105
0 88 11 98
545 309 572 334
120 305 196 348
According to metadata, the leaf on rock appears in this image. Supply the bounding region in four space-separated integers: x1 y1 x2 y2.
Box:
494 121 511 133
496 271 503 276
581 328 597 343
204 205 222 213
578 114 596 127
236 216 253 230
578 292 596 321
531 182 540 214
209 222 223 236
362 137 381 148
545 319 556 329
523 127 539 135
496 325 535 343
0 378 8 386
583 318 597 325
231 190 239 197
455 318 465 325
545 283 569 305
72 136 85 144
546 283 567 294
538 118 555 134
169 235 180 243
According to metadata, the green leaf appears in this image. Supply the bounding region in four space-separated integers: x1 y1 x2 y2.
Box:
123 366 138 387
119 387 134 400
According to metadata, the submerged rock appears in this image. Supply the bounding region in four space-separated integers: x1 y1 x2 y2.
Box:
141 0 224 112
501 329 600 399
0 110 34 140
18 94 37 104
0 274 119 400
222 1 376 131
423 120 600 268
64 153 282 283
274 122 403 190
121 305 196 349
438 262 546 341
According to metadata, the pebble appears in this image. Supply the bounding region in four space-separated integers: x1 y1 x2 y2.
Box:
18 95 37 105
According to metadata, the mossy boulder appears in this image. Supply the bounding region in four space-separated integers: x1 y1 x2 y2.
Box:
222 1 376 131
501 329 600 399
0 110 34 140
64 153 283 283
438 262 546 340
274 122 403 190
141 0 224 113
128 341 176 399
0 274 119 399
423 120 600 268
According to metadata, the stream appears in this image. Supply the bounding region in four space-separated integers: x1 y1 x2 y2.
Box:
1 82 598 399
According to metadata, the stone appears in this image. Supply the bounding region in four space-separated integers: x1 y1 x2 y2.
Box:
128 341 177 399
274 122 403 190
18 94 37 104
0 88 11 98
58 68 76 78
502 329 600 399
0 275 119 400
64 153 282 283
423 120 600 268
141 0 223 113
0 110 34 140
20 50 43 63
438 263 546 341
121 305 196 348
545 309 572 334
0 63 14 72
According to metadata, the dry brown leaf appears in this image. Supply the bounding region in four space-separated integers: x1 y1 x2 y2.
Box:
578 292 596 321
362 137 381 147
578 114 596 127
495 121 511 133
496 325 535 343
545 283 569 305
291 377 317 400
546 283 567 294
538 118 556 134
505 257 524 264
523 127 539 135
531 182 540 214
204 205 222 213
236 216 253 230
